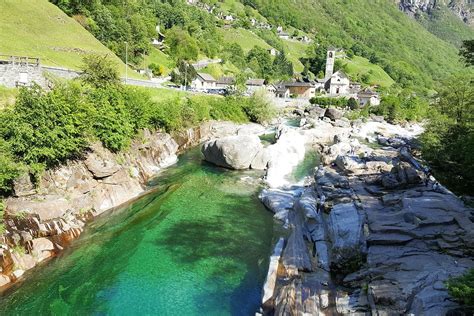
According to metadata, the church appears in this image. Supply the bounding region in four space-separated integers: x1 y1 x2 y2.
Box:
320 47 380 105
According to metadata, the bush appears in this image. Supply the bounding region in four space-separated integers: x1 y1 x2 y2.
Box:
242 91 277 124
80 54 121 89
446 269 474 309
310 96 348 108
348 97 359 110
372 95 430 123
0 140 23 194
89 87 134 152
0 83 93 166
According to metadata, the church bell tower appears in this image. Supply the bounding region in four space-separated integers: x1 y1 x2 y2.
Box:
325 47 336 81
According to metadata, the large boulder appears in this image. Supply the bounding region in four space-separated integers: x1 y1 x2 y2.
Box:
201 135 263 170
307 106 326 119
324 108 343 121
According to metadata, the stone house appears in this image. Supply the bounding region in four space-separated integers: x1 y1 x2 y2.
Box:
357 88 381 106
246 78 265 92
216 76 235 90
275 84 290 98
191 73 216 90
268 48 279 56
285 81 316 99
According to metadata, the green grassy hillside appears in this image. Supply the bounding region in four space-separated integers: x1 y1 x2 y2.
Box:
0 0 139 78
220 28 272 53
342 56 395 88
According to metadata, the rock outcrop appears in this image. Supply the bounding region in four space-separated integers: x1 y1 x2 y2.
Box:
260 113 473 315
397 0 473 25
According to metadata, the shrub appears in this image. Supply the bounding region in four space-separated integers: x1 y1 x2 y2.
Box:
89 87 134 152
348 97 359 110
80 54 121 89
446 269 474 309
242 91 277 124
0 140 23 194
310 96 348 108
148 63 164 77
0 83 93 166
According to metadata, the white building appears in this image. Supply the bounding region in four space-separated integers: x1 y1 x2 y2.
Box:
191 73 216 90
327 71 351 96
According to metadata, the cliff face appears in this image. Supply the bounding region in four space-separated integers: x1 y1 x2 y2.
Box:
397 0 473 25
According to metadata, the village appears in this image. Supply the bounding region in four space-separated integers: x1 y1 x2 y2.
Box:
188 47 380 106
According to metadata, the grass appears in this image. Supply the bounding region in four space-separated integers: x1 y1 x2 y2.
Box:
142 87 187 103
0 86 18 109
342 56 395 88
282 39 309 73
140 48 175 76
220 28 272 53
199 62 240 78
0 0 141 79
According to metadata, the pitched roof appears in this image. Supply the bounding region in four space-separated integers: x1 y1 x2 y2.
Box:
197 72 216 82
331 70 349 79
284 80 314 87
217 76 235 85
358 88 378 96
246 78 265 86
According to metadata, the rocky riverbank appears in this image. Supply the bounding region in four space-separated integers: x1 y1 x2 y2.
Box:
0 120 263 289
255 108 474 315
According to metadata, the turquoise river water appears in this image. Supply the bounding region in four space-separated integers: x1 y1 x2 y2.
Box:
0 148 276 315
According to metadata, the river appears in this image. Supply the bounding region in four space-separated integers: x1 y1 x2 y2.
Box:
0 148 275 315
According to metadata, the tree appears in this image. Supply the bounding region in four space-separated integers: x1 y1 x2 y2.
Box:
347 97 359 110
460 40 474 66
435 72 474 125
223 43 246 68
247 46 273 79
171 60 197 86
273 50 293 77
1 83 94 166
80 54 121 89
166 27 199 61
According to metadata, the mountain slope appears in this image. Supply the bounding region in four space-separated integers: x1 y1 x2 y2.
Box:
396 0 474 47
246 0 470 88
0 0 138 77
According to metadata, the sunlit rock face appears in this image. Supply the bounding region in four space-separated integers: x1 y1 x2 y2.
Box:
396 0 473 25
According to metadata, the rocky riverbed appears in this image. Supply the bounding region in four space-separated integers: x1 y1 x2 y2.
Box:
251 108 474 315
0 120 265 289
201 106 474 315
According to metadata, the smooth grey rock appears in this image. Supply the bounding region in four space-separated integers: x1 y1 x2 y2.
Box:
13 174 36 197
328 203 363 266
250 148 270 170
335 155 365 174
201 135 262 170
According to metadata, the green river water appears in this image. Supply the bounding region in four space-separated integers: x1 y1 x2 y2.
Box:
0 148 276 315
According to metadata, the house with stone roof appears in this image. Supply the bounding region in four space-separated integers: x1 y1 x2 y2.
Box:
246 78 265 92
191 72 216 90
358 88 381 106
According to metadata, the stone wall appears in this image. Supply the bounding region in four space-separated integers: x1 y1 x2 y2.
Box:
0 63 46 88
